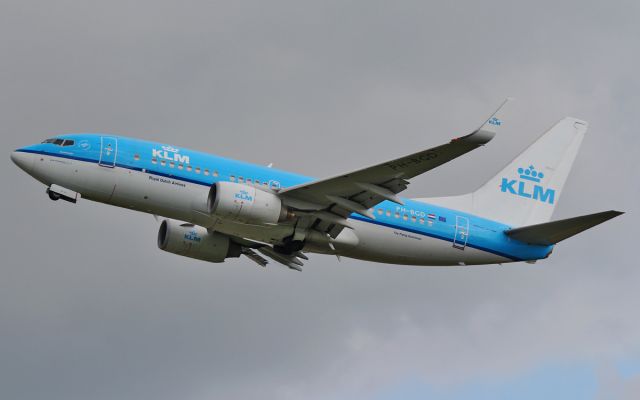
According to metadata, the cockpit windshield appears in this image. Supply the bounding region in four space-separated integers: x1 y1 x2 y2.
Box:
41 138 75 146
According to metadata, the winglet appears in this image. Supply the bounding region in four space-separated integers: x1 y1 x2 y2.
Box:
457 97 514 145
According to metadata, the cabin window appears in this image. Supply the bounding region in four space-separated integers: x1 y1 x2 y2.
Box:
419 218 425 224
187 166 192 172
195 167 201 174
377 209 383 215
151 158 158 164
204 169 210 176
230 175 236 182
411 216 417 223
246 178 252 184
238 177 244 183
169 161 175 168
386 210 391 217
394 212 400 218
402 214 408 221
178 163 183 170
133 154 140 161
213 170 219 177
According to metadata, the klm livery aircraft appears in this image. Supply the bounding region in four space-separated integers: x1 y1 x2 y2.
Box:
11 100 623 270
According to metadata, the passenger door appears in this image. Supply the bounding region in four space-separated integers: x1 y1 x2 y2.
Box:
453 215 470 250
99 137 118 167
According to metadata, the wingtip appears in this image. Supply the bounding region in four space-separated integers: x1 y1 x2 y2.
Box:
599 210 625 221
564 116 589 126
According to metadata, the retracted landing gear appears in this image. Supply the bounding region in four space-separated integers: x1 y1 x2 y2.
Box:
274 238 305 255
48 190 61 201
46 184 80 204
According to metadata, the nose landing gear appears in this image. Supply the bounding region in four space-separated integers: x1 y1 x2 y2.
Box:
46 184 79 204
48 190 61 201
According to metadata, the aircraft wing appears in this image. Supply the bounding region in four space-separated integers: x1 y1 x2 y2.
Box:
279 99 513 237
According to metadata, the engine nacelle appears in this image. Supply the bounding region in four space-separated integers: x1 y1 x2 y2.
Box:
207 182 289 224
157 220 241 263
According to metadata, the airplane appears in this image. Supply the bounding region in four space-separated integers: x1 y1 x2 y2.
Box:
10 99 623 271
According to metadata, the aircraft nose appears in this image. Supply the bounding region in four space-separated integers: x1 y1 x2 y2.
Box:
11 150 35 174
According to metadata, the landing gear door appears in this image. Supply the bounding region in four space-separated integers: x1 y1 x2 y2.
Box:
453 215 470 250
99 137 118 168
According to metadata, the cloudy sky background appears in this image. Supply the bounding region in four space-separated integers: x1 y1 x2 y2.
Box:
1 1 638 399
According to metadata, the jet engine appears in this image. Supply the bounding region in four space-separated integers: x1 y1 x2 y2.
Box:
157 220 241 263
207 181 291 224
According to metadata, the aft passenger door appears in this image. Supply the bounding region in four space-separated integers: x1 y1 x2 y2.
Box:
99 137 118 167
453 215 469 250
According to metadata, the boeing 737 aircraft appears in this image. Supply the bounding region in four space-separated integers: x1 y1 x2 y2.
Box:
11 100 622 270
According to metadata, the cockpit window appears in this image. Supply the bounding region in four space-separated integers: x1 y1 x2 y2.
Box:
62 140 75 146
41 138 66 146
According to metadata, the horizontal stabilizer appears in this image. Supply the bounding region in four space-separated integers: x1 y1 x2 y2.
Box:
505 210 624 246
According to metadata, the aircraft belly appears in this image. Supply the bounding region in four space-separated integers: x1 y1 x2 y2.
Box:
32 155 117 202
340 220 510 266
37 156 511 266
110 167 204 221
66 165 291 242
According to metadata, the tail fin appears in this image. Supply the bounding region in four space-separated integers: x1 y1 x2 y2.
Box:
505 210 624 245
469 117 587 226
419 117 588 227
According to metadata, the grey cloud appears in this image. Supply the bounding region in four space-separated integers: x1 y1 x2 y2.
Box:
1 1 639 399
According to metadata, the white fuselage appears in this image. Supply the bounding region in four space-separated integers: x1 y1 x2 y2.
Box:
12 148 516 266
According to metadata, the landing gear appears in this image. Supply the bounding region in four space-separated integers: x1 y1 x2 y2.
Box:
274 238 305 255
48 190 61 201
46 185 78 203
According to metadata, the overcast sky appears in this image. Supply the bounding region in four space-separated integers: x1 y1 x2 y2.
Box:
1 1 639 399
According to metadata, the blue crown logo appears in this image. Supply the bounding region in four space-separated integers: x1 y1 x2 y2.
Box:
162 145 180 153
518 165 544 183
488 117 502 126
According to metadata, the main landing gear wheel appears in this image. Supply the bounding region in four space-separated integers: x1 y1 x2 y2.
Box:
274 239 304 255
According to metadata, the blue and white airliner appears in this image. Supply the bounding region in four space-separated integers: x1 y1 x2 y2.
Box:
11 100 622 270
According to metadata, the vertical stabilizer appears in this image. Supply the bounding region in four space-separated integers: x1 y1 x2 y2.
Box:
471 117 586 226
418 117 588 227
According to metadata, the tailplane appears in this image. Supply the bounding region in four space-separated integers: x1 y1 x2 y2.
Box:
505 211 624 245
418 117 588 227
